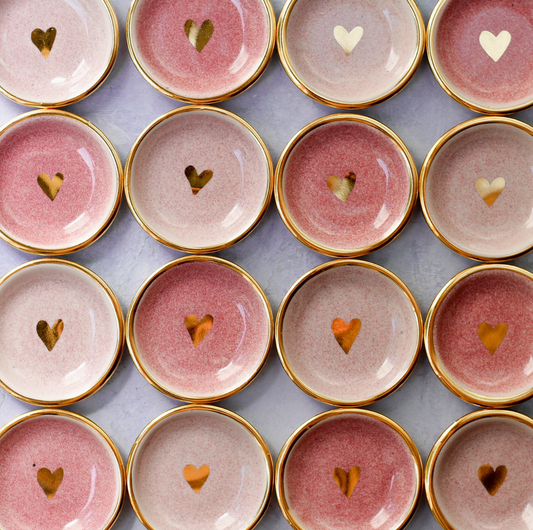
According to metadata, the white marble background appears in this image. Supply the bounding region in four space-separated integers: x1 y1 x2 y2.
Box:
1 0 532 528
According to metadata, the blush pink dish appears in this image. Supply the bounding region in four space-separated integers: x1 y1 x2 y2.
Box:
0 111 121 254
0 411 123 530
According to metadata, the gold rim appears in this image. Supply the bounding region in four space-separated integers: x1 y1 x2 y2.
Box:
0 109 123 255
425 409 533 529
0 408 126 530
0 258 125 407
276 408 423 530
127 404 274 530
126 0 276 104
275 259 423 407
0 0 119 108
126 255 274 403
425 263 533 408
277 0 425 109
420 116 533 262
275 113 418 258
124 105 274 254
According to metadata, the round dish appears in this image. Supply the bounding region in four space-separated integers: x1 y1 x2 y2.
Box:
127 404 273 530
428 0 533 114
426 410 533 530
0 0 118 108
276 408 423 530
0 409 125 530
276 260 422 407
126 0 275 104
275 114 417 258
125 106 273 254
0 110 122 255
127 256 273 402
277 0 425 109
420 117 533 262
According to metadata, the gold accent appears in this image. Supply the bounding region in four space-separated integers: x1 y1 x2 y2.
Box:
333 26 363 55
478 465 507 496
184 20 214 53
333 466 360 498
36 319 64 351
327 172 356 203
475 177 505 206
185 315 213 347
31 28 57 58
183 464 210 493
479 31 511 63
37 467 63 499
478 322 508 355
331 318 361 354
184 166 213 195
37 173 64 201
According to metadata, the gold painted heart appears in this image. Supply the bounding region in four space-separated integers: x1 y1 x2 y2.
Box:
332 318 361 354
184 20 214 53
478 322 507 355
36 320 64 351
478 464 507 496
475 177 505 206
334 26 364 55
333 466 361 498
31 27 57 58
37 467 64 500
327 172 356 203
37 173 64 201
184 166 213 195
185 314 213 347
184 464 210 493
479 31 511 63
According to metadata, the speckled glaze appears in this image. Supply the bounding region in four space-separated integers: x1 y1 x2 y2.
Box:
0 413 122 530
129 0 271 101
423 120 533 260
431 0 533 111
128 108 271 252
0 0 116 106
0 112 120 253
129 407 271 530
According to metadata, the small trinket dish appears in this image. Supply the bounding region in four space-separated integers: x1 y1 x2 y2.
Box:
276 260 422 407
276 408 422 530
0 259 124 407
0 0 118 108
125 106 273 254
127 404 273 530
0 110 122 255
426 410 533 530
127 256 273 402
277 0 425 108
126 0 275 104
421 117 533 262
275 114 417 257
427 0 533 114
0 409 124 530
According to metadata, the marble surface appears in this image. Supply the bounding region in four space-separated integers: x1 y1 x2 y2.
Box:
2 0 533 528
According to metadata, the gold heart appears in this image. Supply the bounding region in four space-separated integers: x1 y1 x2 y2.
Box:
332 318 361 355
479 465 507 496
333 26 364 55
31 28 57 58
479 31 511 63
184 166 213 195
37 467 64 500
36 320 64 352
475 177 506 206
185 315 213 347
184 20 214 53
327 172 356 203
183 464 210 493
37 173 64 201
333 466 361 498
478 322 508 355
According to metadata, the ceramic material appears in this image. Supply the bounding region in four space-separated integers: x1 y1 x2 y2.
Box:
128 405 273 530
127 0 275 103
428 0 533 114
0 409 124 530
125 106 273 253
277 0 425 108
0 0 118 108
277 260 422 406
276 409 422 530
276 115 417 257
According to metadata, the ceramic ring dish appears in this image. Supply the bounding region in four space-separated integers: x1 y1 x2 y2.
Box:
275 114 418 258
276 259 422 407
0 110 123 255
277 0 425 109
126 0 275 104
0 409 125 530
0 0 118 108
125 106 273 254
427 0 533 114
276 408 423 530
127 256 273 403
420 117 533 262
0 259 124 407
127 404 273 530
426 410 533 530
